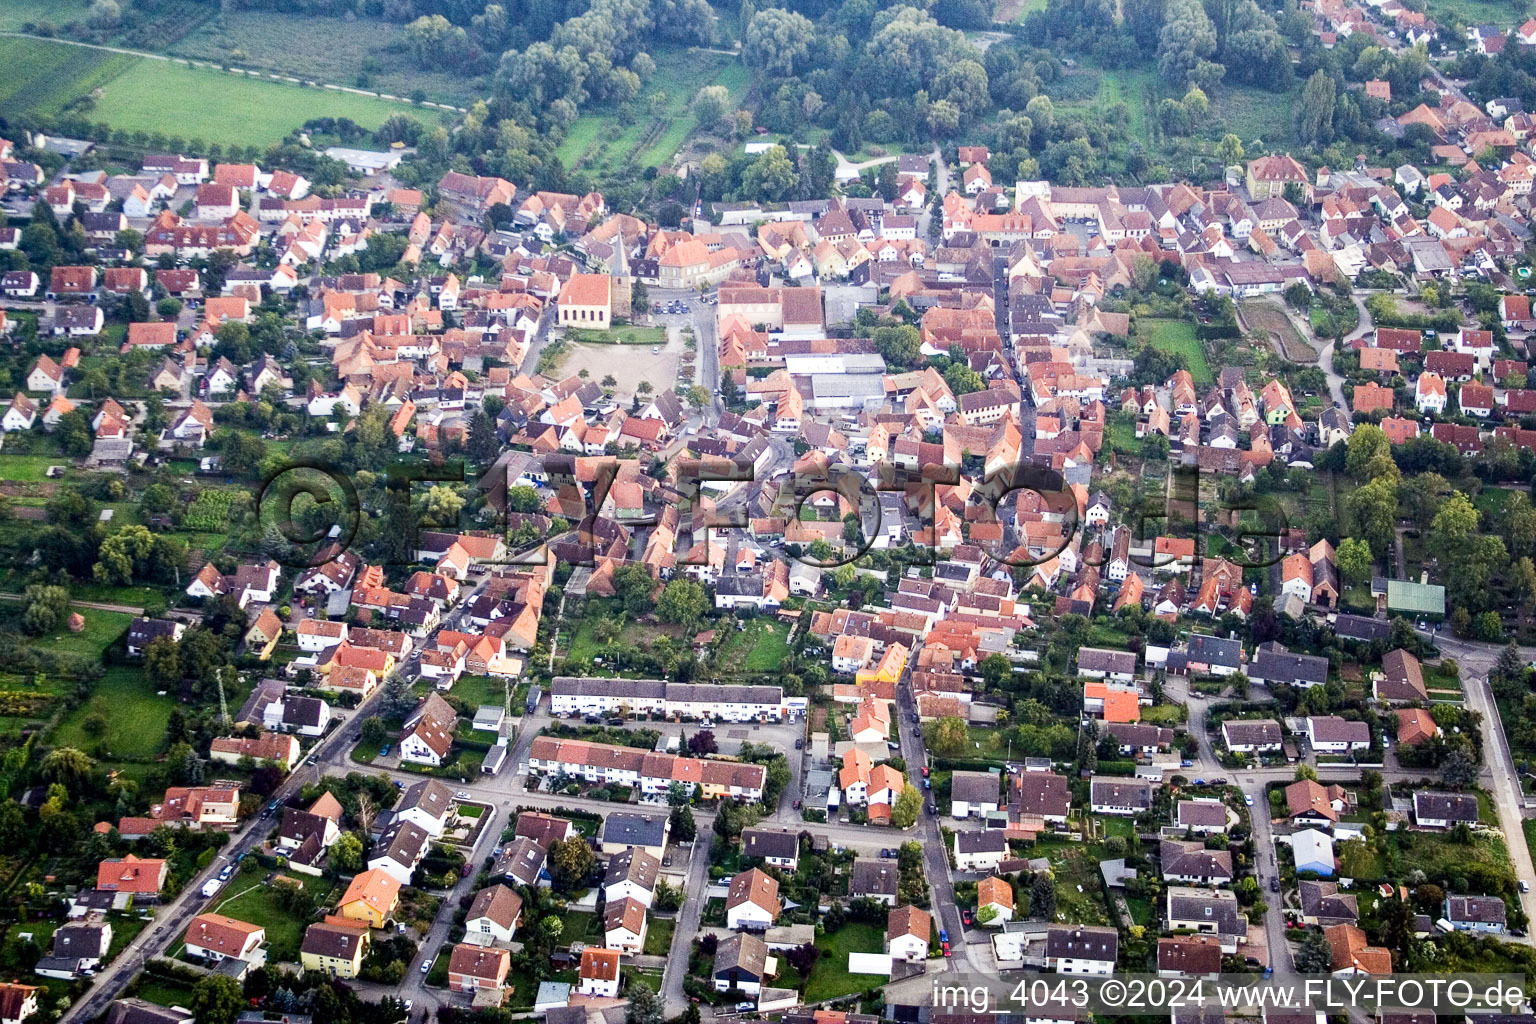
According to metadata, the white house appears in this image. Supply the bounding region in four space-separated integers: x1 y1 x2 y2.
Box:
954 830 1007 872
1291 829 1335 876
725 868 781 931
886 905 930 962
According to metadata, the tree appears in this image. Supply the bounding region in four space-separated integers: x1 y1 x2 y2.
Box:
892 783 922 827
740 145 800 202
1157 0 1217 87
979 652 1013 689
669 803 697 842
190 975 245 1024
1336 537 1373 585
627 982 663 1024
21 585 71 635
613 563 657 616
943 362 984 396
1345 423 1391 480
1346 476 1398 554
743 8 814 77
404 14 469 68
689 730 718 755
657 578 708 626
40 747 94 792
693 85 730 127
871 325 922 369
1030 874 1056 918
361 716 387 745
1439 747 1479 788
1215 133 1245 166
1429 492 1479 563
423 485 465 530
547 835 596 891
1296 69 1338 145
925 716 970 756
331 832 364 873
467 409 498 465
1294 927 1333 972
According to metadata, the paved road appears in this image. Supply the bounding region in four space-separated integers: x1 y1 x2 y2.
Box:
63 684 387 1023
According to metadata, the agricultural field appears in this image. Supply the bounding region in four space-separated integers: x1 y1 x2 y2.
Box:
0 0 92 30
165 11 483 107
0 37 445 148
1139 318 1214 384
558 47 750 174
1240 299 1318 362
0 37 138 119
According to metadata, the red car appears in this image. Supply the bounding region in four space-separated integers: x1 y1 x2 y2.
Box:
962 910 973 925
942 942 952 958
921 765 930 778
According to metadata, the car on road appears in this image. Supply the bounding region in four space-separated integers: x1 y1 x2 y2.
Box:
420 958 432 974
921 765 930 777
942 941 951 957
926 802 936 814
793 799 802 809
794 738 803 749
1214 777 1228 784
455 790 470 800
1244 795 1254 806
1523 881 1531 893
651 346 660 354
881 848 895 858
1270 877 1280 892
1194 778 1206 785
923 778 931 790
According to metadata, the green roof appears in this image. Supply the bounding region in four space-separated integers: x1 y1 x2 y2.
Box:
1386 579 1445 616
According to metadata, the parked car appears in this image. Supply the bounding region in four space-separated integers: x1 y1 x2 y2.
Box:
736 1003 756 1012
793 799 802 809
794 738 804 749
962 910 973 925
420 959 431 974
939 929 948 943
651 346 660 354
1244 795 1254 806
1193 778 1206 785
942 942 951 957
1180 760 1194 768
379 744 390 757
921 765 930 778
1270 877 1280 892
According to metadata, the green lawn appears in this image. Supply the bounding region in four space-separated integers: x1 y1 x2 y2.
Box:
716 619 792 674
134 977 198 1010
0 455 72 482
0 36 445 147
430 673 507 712
210 865 335 963
1140 319 1213 384
52 666 175 760
1335 839 1387 880
565 326 667 345
1213 83 1298 149
24 607 133 660
805 922 888 1002
642 916 676 956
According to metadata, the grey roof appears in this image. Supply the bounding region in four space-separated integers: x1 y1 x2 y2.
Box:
1307 716 1370 745
1298 880 1358 923
714 932 768 980
1106 722 1174 748
956 830 1007 854
950 771 1001 805
1159 839 1234 880
1447 895 1506 925
1090 776 1153 809
1251 646 1329 685
375 821 430 867
601 812 669 848
604 848 660 889
849 858 899 896
1187 634 1243 668
741 827 801 861
1045 925 1118 962
496 836 549 885
1176 801 1228 827
1078 647 1137 674
1333 614 1389 641
1413 791 1478 824
1165 886 1245 937
396 778 454 820
1222 719 1282 746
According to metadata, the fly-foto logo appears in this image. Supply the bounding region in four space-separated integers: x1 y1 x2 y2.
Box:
254 453 1294 572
